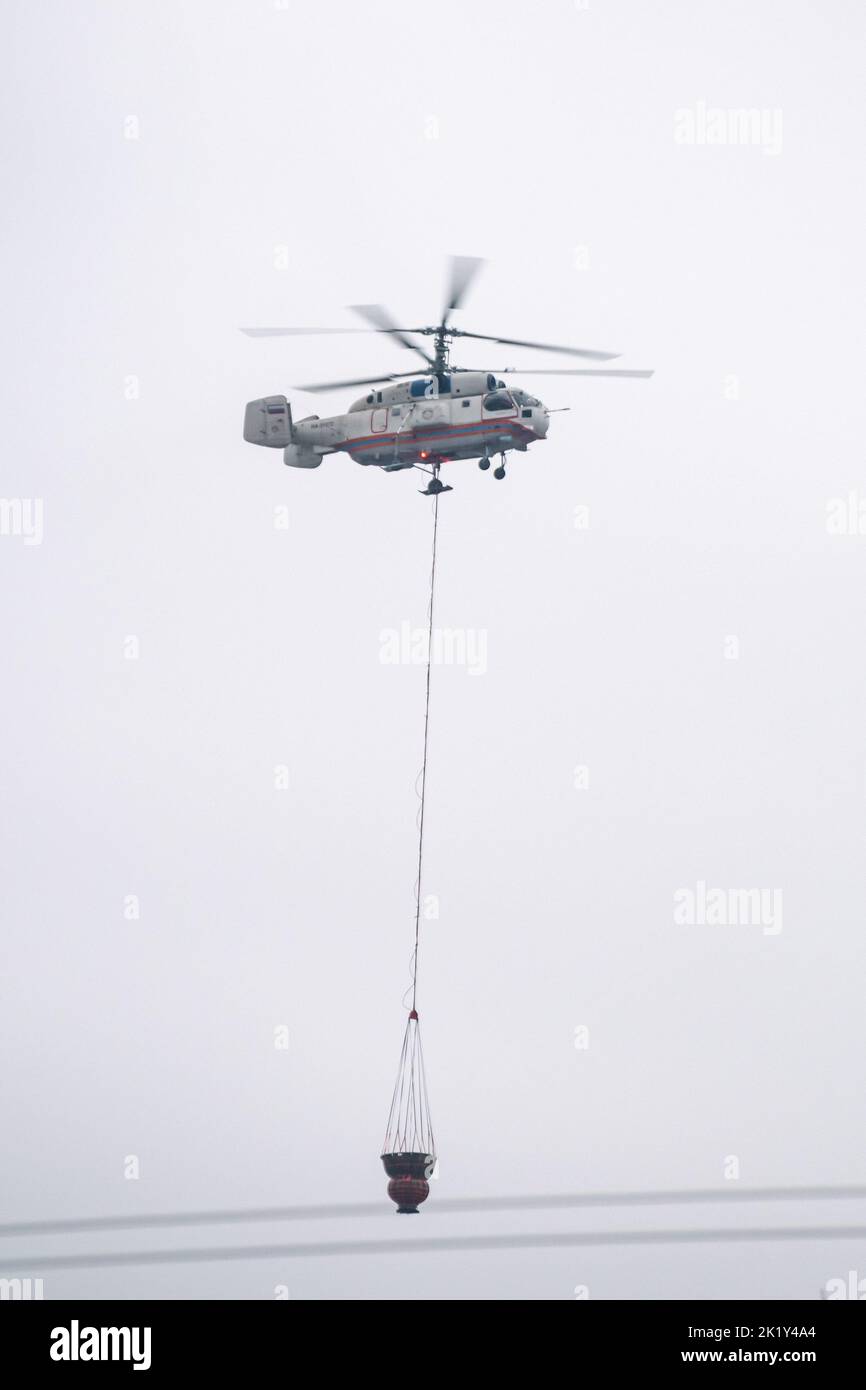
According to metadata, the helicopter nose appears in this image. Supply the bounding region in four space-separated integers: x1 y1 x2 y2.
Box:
534 406 550 437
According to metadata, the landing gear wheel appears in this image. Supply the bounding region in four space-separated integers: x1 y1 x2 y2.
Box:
493 465 506 480
479 457 491 471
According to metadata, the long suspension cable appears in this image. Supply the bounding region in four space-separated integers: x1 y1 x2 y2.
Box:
410 487 441 1016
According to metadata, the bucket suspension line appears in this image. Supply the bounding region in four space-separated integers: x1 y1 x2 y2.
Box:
381 484 441 1213
410 484 440 1015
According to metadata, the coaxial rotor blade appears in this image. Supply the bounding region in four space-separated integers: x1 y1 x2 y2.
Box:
241 321 432 363
442 255 485 324
491 367 655 378
241 326 380 337
293 370 425 393
453 330 619 361
349 304 435 365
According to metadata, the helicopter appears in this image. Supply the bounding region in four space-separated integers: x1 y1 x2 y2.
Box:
242 257 653 495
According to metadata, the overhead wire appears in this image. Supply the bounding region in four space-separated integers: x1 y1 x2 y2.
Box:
3 1184 865 1240
4 1224 866 1273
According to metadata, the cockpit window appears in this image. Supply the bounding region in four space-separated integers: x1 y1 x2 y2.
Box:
482 391 513 412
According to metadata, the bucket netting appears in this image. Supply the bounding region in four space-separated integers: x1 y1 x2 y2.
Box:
381 1012 435 1157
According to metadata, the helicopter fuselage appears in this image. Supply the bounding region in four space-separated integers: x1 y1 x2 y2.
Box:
243 372 550 473
306 373 548 470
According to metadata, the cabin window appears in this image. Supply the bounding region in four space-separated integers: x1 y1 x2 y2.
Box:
391 406 402 417
482 391 513 412
366 394 374 404
462 399 471 408
410 379 435 399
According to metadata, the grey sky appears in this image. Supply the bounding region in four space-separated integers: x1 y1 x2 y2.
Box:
2 0 865 1299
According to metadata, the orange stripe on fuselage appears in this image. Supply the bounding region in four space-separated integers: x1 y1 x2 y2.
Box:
347 418 530 451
